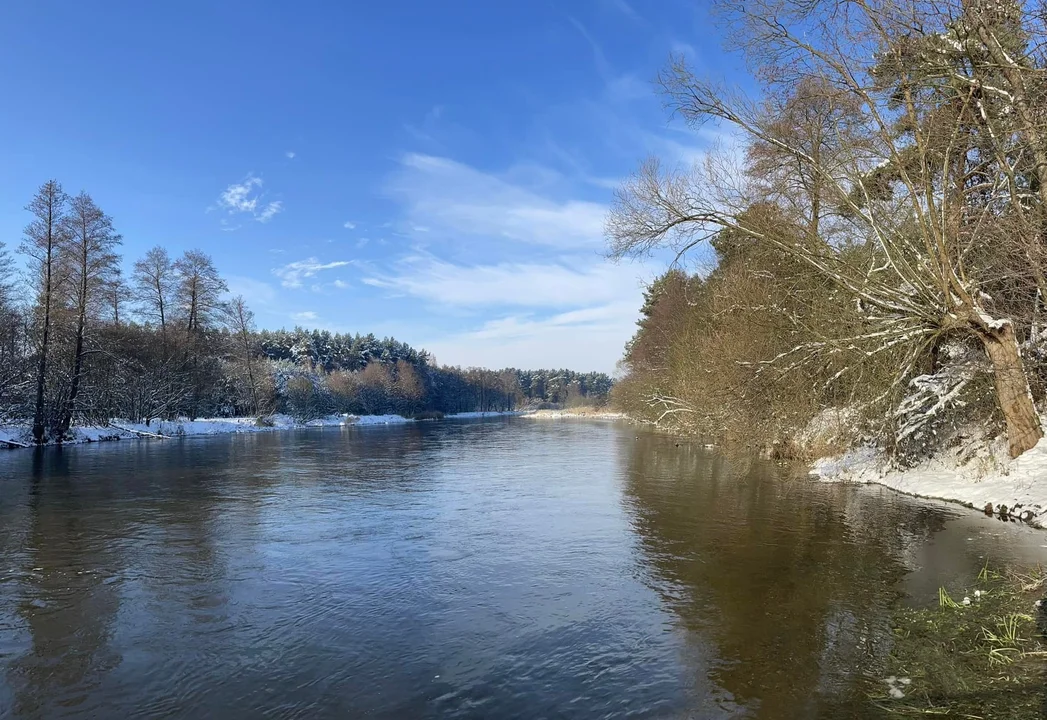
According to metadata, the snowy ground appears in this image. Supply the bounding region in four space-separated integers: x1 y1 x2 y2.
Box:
812 438 1047 528
521 409 629 420
0 411 521 450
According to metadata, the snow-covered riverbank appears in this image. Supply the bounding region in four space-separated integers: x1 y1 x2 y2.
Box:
521 409 629 420
812 439 1047 528
0 411 523 449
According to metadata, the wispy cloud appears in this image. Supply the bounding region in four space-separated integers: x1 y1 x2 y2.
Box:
419 301 640 373
362 255 653 308
603 0 641 21
292 311 318 322
567 16 613 81
273 257 353 288
219 175 262 214
403 105 447 147
343 221 356 229
670 40 697 58
606 73 650 103
386 153 607 248
286 151 296 159
225 275 277 307
257 200 283 223
216 174 283 224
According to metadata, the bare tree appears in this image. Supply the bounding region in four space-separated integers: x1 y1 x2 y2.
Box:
103 268 131 325
20 181 69 444
608 0 1047 457
55 192 122 438
132 246 175 346
174 249 228 342
0 240 12 311
0 240 23 408
225 295 260 414
173 249 228 418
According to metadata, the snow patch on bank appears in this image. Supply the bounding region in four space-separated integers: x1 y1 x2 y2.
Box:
123 414 401 436
522 409 629 420
812 436 1047 527
0 411 521 450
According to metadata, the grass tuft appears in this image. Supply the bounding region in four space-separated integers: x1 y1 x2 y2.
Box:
874 565 1047 718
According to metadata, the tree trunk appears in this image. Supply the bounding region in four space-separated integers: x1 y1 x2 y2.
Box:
32 253 53 445
58 311 86 440
981 323 1043 457
243 332 258 415
157 283 166 350
32 303 49 444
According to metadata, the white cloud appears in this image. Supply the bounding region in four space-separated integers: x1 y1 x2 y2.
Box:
332 279 350 289
343 221 356 229
216 174 283 224
273 257 352 288
670 40 697 58
359 253 656 371
386 153 607 248
258 200 283 223
568 16 613 81
292 311 318 323
604 0 641 20
419 301 639 373
286 151 296 159
606 73 650 103
225 275 277 307
356 238 370 249
218 175 262 214
362 255 653 308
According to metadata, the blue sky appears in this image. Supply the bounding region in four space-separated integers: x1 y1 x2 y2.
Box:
0 1 740 373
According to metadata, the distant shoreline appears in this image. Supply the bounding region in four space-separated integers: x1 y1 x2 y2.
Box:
0 411 529 450
520 409 628 421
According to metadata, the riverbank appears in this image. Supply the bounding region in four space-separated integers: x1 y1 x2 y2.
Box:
812 433 1047 529
519 404 1047 531
611 401 1047 530
0 411 523 449
521 408 629 420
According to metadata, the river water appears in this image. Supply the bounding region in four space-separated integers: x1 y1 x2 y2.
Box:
1 418 1045 719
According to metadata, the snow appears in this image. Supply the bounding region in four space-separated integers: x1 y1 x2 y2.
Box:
799 407 858 451
0 427 32 447
338 414 412 426
521 409 629 420
884 676 911 700
812 429 1047 527
0 411 532 450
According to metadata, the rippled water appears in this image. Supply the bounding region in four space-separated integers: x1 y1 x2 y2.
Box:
1 418 1045 718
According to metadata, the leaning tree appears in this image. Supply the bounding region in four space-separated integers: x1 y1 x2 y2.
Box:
609 0 1047 457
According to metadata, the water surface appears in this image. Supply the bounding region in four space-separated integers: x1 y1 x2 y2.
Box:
0 418 1044 718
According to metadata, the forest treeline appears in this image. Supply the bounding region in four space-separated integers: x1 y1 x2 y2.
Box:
0 181 610 444
610 0 1047 462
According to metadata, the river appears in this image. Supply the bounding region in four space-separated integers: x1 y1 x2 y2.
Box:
1 417 1044 718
